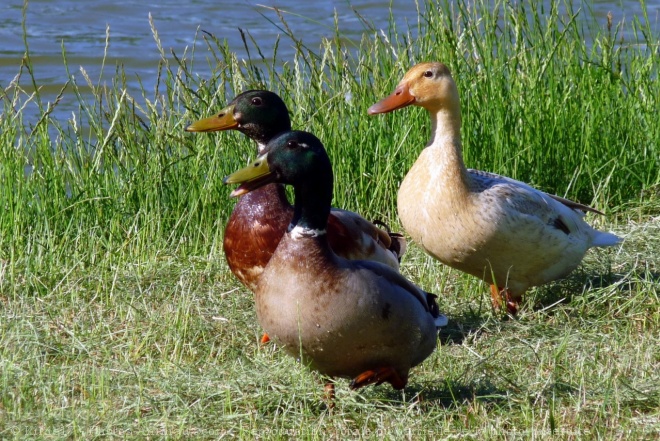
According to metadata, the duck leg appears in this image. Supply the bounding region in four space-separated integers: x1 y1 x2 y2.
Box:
324 381 336 409
349 367 407 390
489 284 503 310
489 285 520 316
260 333 271 344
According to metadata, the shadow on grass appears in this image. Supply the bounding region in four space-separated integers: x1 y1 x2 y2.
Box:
438 310 492 346
243 373 509 414
359 376 586 413
245 364 596 414
411 379 510 409
357 378 513 411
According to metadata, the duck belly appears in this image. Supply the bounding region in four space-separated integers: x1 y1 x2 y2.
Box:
255 263 437 379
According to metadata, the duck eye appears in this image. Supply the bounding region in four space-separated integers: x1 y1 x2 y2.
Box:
287 140 298 148
251 97 263 106
423 70 433 78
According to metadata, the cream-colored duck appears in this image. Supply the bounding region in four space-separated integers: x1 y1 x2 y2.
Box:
369 62 621 314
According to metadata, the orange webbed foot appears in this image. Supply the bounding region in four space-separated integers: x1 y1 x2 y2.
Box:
260 333 271 345
490 285 520 316
349 367 407 390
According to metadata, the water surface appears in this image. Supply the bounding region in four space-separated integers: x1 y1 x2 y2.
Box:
0 0 657 123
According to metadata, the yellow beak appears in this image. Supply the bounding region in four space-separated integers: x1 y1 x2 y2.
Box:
223 153 275 197
185 104 238 132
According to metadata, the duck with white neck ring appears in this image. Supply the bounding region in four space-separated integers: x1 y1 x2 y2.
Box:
223 130 448 396
369 62 622 315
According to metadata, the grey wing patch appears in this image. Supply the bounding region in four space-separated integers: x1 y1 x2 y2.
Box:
469 173 553 217
468 168 603 215
466 169 502 192
467 168 504 180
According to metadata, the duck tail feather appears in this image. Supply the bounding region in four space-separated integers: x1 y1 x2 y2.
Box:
592 231 623 247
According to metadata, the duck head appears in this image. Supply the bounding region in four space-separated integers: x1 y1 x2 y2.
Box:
186 90 292 148
223 130 332 199
368 62 460 115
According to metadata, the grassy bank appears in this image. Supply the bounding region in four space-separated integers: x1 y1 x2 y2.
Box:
1 0 659 438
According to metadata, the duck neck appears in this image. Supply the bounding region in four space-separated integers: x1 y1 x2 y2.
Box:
427 106 472 193
288 174 333 240
242 122 290 150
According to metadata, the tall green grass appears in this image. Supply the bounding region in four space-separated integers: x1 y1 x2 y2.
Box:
2 0 659 274
1 0 659 438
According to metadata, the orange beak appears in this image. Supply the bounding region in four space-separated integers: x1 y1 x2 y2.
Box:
368 84 415 115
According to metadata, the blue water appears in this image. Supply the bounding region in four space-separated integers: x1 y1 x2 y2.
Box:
0 0 657 123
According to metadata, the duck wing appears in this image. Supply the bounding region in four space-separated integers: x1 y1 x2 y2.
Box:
327 208 406 270
351 259 448 327
468 168 621 248
468 169 604 215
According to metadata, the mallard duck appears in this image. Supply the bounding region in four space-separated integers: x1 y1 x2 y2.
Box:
186 90 405 294
223 130 447 393
368 62 622 314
